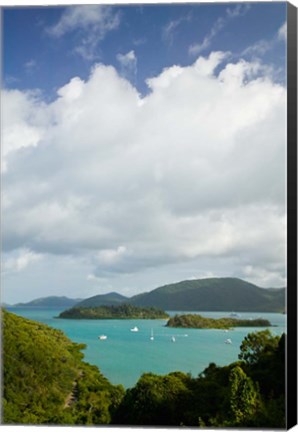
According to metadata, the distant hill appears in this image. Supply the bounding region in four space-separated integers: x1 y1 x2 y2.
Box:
128 278 285 312
14 296 84 308
75 292 129 308
13 278 285 313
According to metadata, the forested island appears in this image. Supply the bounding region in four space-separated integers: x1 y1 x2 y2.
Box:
166 314 271 329
3 309 285 427
58 304 169 319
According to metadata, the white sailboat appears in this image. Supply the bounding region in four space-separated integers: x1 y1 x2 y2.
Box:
171 336 176 343
98 335 107 340
130 326 139 332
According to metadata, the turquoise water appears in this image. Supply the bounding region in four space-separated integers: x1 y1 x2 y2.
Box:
6 307 286 389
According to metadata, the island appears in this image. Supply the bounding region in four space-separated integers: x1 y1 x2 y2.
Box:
58 304 169 319
166 314 272 329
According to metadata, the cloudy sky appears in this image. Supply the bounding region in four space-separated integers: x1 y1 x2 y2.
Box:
2 2 287 304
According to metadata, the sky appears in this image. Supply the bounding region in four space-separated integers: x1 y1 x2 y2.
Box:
1 1 288 304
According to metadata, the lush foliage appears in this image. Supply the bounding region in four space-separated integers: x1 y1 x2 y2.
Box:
58 304 169 319
166 314 271 329
3 309 285 428
2 309 124 425
114 330 285 428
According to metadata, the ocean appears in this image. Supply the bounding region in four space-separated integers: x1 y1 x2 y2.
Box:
6 307 286 389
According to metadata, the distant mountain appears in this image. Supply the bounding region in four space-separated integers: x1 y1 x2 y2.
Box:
13 278 285 312
14 296 84 308
75 292 129 308
128 278 285 312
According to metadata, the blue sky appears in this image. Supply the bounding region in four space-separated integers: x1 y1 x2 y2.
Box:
2 3 288 303
3 3 286 97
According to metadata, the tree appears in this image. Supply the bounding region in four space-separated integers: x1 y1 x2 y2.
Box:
229 365 261 425
238 330 279 365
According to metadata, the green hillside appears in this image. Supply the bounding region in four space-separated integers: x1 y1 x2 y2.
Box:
128 278 285 312
75 292 128 308
58 304 169 319
2 309 124 425
14 296 84 308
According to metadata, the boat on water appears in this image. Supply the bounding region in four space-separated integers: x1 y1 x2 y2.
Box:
171 336 176 343
98 335 107 340
225 338 232 344
150 329 154 341
130 326 139 332
230 312 241 318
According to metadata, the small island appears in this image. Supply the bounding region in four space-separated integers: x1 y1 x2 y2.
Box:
58 304 169 320
166 314 272 329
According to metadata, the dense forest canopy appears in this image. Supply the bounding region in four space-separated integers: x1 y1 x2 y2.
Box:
58 304 169 319
166 314 272 329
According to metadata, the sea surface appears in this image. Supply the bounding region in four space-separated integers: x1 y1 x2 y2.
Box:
6 307 286 389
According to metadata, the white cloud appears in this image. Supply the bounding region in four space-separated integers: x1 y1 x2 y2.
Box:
1 89 47 172
242 20 287 60
24 59 37 73
3 249 43 274
278 22 287 41
97 246 129 265
226 3 250 18
242 40 273 57
189 4 250 56
2 51 286 295
46 5 119 38
162 14 192 45
242 264 285 288
116 50 137 80
46 5 120 60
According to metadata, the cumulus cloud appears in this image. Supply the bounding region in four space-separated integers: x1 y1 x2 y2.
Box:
46 5 120 60
3 248 43 274
2 51 286 292
1 89 47 172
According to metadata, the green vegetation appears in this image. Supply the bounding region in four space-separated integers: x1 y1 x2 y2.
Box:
58 304 169 319
2 309 124 425
166 314 271 329
114 330 285 428
2 309 285 428
75 292 128 308
129 277 285 312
